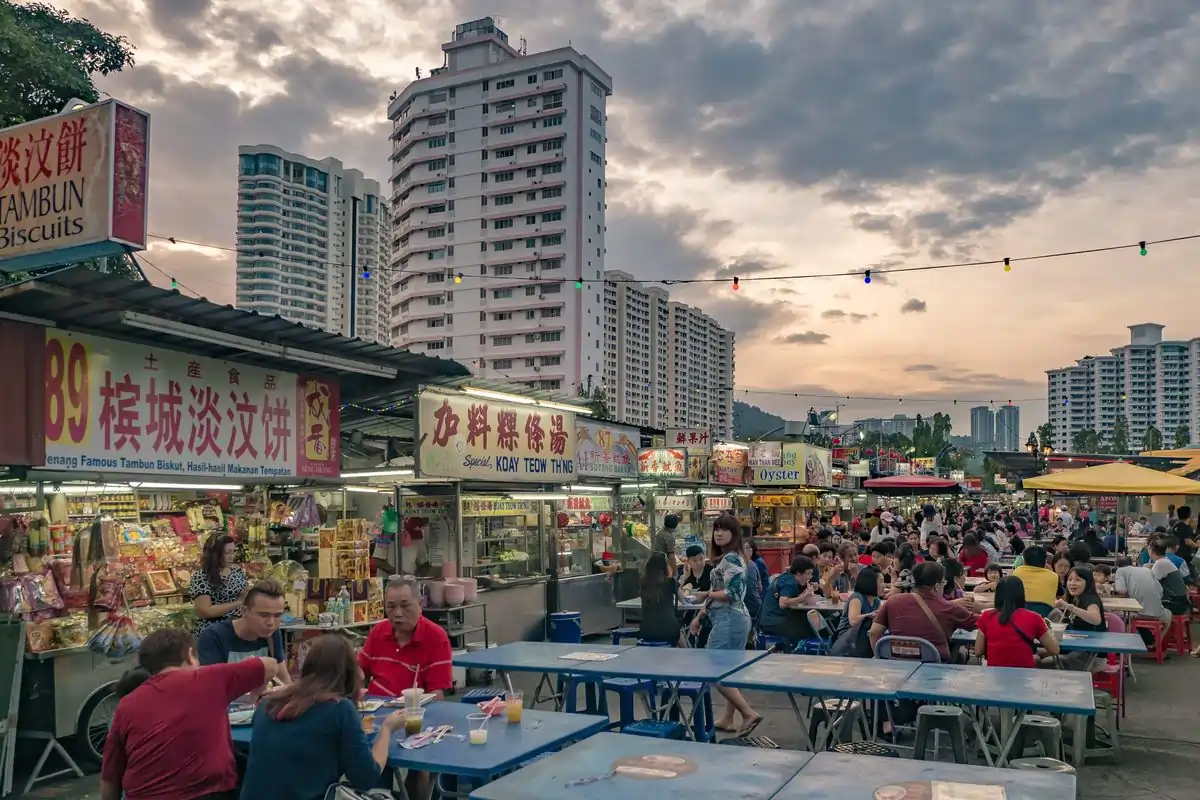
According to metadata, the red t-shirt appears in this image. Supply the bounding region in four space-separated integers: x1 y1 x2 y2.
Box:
101 659 267 800
977 608 1048 669
358 615 453 697
959 549 990 577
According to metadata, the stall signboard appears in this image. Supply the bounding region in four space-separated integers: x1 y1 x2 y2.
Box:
686 453 708 482
831 447 859 464
753 494 795 507
748 441 782 468
964 477 984 492
619 494 647 512
894 462 912 475
637 447 687 478
41 330 339 479
950 470 966 483
711 443 750 485
912 457 936 473
460 497 538 516
801 445 833 488
654 495 694 511
557 495 613 512
703 496 733 512
0 100 150 273
1098 495 1118 511
575 421 638 479
751 443 804 486
416 390 576 482
848 460 871 477
666 428 711 454
401 497 452 518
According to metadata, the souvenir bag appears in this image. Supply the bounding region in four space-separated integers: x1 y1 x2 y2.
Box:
87 580 142 660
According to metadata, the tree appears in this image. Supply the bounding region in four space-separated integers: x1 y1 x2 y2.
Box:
1071 428 1101 454
1174 425 1191 449
1025 431 1038 452
1110 415 1130 454
1 1 136 127
576 379 612 420
1036 423 1055 453
1142 424 1163 452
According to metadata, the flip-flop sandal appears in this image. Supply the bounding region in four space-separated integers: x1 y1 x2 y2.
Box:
714 722 737 732
736 715 764 737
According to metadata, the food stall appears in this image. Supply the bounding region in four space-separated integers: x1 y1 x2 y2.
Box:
742 442 834 572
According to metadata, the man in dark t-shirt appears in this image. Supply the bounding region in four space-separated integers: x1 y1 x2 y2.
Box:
1172 506 1198 566
654 514 680 573
197 580 290 685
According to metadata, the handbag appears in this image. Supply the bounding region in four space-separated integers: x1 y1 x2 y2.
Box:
324 785 393 800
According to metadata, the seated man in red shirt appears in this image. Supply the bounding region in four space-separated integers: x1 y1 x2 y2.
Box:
869 561 979 662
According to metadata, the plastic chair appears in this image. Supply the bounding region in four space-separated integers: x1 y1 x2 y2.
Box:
1164 614 1192 654
1091 612 1125 718
756 633 789 651
1130 617 1167 663
602 640 668 725
802 609 832 655
459 688 505 705
874 635 941 663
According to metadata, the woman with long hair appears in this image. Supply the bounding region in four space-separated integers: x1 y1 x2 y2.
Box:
241 636 404 799
101 629 276 800
688 515 761 736
957 533 989 577
639 552 681 645
190 533 249 635
976 577 1059 668
1047 564 1107 670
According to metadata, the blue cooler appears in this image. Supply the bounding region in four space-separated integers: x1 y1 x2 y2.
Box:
548 611 583 644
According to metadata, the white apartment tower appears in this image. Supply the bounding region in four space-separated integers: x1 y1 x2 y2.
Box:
1047 323 1196 452
236 145 391 344
386 17 613 393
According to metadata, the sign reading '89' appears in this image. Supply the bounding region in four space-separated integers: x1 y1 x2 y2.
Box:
45 334 90 446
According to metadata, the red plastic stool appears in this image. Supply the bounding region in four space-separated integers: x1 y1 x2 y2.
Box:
1164 615 1193 655
1130 618 1166 663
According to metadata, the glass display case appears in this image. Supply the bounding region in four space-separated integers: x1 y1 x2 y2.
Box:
654 495 701 554
552 494 615 577
461 496 544 585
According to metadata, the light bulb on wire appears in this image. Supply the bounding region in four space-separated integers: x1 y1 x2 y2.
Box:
1003 258 1011 273
454 273 463 284
575 277 584 289
1139 240 1148 256
864 270 871 284
731 276 739 291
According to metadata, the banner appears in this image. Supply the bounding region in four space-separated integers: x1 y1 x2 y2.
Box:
912 457 936 473
666 428 711 454
557 495 613 512
848 460 871 477
710 443 750 485
950 470 966 483
460 497 538 516
0 100 149 272
964 477 983 492
401 497 452 517
637 448 687 478
575 420 638 479
801 445 833 488
417 390 576 482
750 443 804 486
748 441 782 468
752 494 795 508
702 496 733 512
654 495 694 511
42 330 339 479
1098 495 1118 511
831 447 859 464
686 454 708 482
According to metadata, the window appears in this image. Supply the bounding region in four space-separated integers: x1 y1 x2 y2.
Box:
493 359 513 369
590 152 603 165
527 98 538 108
427 181 445 193
542 211 562 222
426 272 445 283
427 203 446 214
543 92 563 110
482 80 489 91
499 124 514 135
542 234 562 246
525 358 536 367
429 91 447 104
494 100 516 112
542 163 563 175
427 318 445 328
493 311 513 320
427 227 446 238
591 81 603 96
525 310 536 320
525 215 537 225
427 295 445 305
493 218 513 229
541 258 562 270
481 127 488 137
426 341 445 351
525 238 537 248
540 283 562 294
427 249 445 260
496 78 515 89
493 335 513 345
541 307 562 318
428 159 446 170
526 168 538 178
428 113 447 126
542 139 563 151
494 240 514 251
542 116 563 128
542 187 562 199
449 132 456 143
495 148 515 158
428 136 446 148
495 171 514 182
590 105 602 123
495 194 514 206
493 289 513 300
540 355 561 366
540 331 562 342
543 69 563 81
590 129 603 143
525 286 537 296
493 265 514 275
527 145 537 155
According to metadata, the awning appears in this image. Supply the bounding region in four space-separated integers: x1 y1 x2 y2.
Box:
862 475 962 495
1023 461 1200 495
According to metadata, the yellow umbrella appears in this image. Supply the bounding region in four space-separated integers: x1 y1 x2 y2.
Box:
1023 461 1200 495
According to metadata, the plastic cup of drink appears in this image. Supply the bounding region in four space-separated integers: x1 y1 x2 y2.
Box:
467 713 490 745
1050 622 1068 638
402 688 423 709
505 690 524 723
403 708 424 736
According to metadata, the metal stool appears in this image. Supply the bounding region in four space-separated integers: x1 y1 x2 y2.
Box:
623 720 688 740
807 698 867 749
832 741 900 758
1082 690 1120 763
610 626 640 646
1009 758 1079 798
1012 714 1063 761
913 705 968 763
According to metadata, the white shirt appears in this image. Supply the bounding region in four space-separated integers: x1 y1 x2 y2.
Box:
919 517 942 548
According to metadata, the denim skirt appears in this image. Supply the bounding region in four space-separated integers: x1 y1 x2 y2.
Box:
706 605 750 650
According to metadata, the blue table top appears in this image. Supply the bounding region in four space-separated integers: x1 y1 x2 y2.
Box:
897 663 1095 716
773 751 1076 799
721 653 921 700
451 642 635 673
468 732 814 800
232 700 608 780
559 644 768 682
951 628 1147 655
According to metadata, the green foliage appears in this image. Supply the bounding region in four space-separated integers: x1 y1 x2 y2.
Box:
1036 422 1055 452
1110 415 1130 454
1025 431 1038 451
1 252 142 286
1071 428 1101 454
577 383 612 420
0 1 135 127
1142 424 1163 452
732 401 785 440
1174 425 1191 449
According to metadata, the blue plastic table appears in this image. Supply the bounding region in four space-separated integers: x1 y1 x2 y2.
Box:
952 628 1147 655
773 751 1076 799
897 663 1094 766
451 642 636 708
722 654 920 750
468 732 814 800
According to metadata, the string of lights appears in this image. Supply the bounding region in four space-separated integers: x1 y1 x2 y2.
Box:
132 252 201 298
730 387 1047 405
145 231 1200 292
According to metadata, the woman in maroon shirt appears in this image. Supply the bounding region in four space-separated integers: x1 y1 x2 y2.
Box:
100 629 276 800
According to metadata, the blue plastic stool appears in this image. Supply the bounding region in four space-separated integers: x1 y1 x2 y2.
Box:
623 720 688 740
459 688 506 704
756 633 788 651
797 638 829 655
562 674 609 716
610 626 640 645
602 677 658 726
665 682 715 742
636 639 673 648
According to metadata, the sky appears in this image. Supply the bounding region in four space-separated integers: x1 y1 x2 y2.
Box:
57 0 1200 438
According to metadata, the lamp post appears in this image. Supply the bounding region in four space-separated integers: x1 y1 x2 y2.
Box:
1026 441 1053 535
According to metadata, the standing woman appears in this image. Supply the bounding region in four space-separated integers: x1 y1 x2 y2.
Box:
638 553 681 645
190 534 249 635
689 515 762 736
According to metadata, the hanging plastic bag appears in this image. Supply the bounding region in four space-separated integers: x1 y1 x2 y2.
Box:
88 608 142 660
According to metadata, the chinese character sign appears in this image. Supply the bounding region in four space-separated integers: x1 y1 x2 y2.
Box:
575 421 638 479
416 390 576 482
751 443 804 486
711 443 750 485
636 448 687 478
666 429 711 454
42 330 337 478
0 100 149 273
747 441 782 468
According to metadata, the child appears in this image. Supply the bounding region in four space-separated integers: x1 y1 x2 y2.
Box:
1093 563 1113 597
974 563 1004 593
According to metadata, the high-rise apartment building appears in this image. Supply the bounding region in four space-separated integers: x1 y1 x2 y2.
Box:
386 17 612 393
969 405 995 446
235 145 391 343
1047 323 1196 452
600 271 734 435
994 404 1020 452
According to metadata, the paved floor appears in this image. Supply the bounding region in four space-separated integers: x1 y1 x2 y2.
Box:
15 637 1200 799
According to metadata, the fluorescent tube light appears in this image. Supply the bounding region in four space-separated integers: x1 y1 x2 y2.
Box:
131 482 243 491
460 387 593 415
565 484 612 493
340 469 415 479
342 485 390 493
507 492 569 501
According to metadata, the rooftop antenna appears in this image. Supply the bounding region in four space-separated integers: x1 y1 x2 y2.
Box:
415 66 422 79
519 36 527 55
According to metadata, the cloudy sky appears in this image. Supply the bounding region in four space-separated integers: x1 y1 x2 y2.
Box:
62 0 1200 436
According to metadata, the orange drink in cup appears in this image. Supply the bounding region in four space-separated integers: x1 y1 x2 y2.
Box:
505 690 523 723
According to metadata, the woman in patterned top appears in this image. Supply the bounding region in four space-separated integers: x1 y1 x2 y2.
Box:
189 533 249 635
689 515 762 736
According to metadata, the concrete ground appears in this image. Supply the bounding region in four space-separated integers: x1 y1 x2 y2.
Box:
15 638 1200 799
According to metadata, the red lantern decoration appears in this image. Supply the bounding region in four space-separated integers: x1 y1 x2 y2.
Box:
556 512 570 528
598 512 613 527
865 448 874 456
